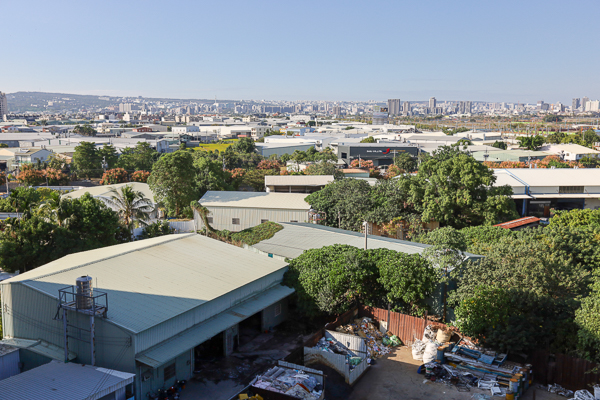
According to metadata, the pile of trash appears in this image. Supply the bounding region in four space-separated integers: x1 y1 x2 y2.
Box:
252 366 323 400
412 325 453 363
334 317 401 359
313 337 362 369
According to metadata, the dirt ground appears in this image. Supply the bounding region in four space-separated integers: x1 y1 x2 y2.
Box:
348 346 568 400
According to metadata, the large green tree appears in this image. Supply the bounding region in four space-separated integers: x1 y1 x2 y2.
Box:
517 135 545 150
305 179 372 230
117 142 160 172
148 151 198 217
403 146 519 228
98 144 119 169
72 142 101 178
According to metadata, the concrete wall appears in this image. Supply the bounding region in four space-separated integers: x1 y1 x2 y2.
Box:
585 198 600 209
261 297 288 331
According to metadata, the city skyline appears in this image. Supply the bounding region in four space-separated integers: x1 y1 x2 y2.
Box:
2 0 599 103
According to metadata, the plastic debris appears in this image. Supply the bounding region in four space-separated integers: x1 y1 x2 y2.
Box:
334 317 393 359
546 383 574 398
574 390 595 400
312 337 363 370
252 366 322 400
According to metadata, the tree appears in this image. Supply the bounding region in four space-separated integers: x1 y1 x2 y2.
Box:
117 142 159 172
360 136 376 143
102 184 154 237
548 208 600 228
16 164 44 185
73 125 97 136
491 141 508 150
194 156 233 196
450 230 590 353
43 168 69 185
575 270 600 362
148 151 198 217
582 129 600 148
241 169 277 192
100 168 129 185
305 179 372 230
191 201 216 234
72 142 101 178
304 161 343 178
394 152 417 173
98 144 119 169
517 135 545 150
367 179 415 225
257 159 281 170
543 114 563 123
404 146 519 228
231 137 256 154
0 193 124 273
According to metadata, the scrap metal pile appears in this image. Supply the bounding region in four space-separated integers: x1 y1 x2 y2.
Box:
412 326 532 397
334 317 401 359
252 366 323 400
313 337 363 369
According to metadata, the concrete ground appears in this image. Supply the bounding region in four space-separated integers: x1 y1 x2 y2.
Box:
348 346 567 400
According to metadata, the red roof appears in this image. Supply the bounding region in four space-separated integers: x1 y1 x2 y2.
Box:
494 216 541 229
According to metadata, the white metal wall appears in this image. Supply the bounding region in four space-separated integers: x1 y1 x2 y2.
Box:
195 206 309 232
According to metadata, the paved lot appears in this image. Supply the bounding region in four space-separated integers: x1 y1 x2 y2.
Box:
349 346 566 400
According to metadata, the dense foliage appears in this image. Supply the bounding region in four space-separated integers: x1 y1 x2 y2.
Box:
140 221 175 239
284 245 438 317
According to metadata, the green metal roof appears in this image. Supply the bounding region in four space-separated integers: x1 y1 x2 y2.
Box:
136 283 294 368
0 338 76 361
3 234 289 334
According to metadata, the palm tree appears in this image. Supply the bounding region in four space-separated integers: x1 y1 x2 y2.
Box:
190 201 215 235
102 185 154 236
38 191 77 228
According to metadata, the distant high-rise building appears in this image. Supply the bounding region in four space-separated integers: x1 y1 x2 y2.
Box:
0 92 7 118
585 100 600 113
387 99 401 115
332 106 342 116
429 97 436 110
458 101 472 114
572 98 581 111
403 101 410 114
582 97 590 111
119 103 132 113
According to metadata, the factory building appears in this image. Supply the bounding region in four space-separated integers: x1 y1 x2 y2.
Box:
0 234 293 397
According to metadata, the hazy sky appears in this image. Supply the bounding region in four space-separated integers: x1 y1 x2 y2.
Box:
2 0 598 103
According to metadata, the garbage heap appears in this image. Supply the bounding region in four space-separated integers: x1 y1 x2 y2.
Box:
251 365 323 400
411 325 533 398
334 317 401 360
313 337 362 370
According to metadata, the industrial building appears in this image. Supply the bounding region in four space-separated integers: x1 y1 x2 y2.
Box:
264 175 334 193
0 234 293 397
493 168 600 217
197 191 311 231
334 142 420 167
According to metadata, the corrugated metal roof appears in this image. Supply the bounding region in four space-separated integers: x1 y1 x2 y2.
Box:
494 168 600 187
0 338 77 361
265 175 334 186
61 182 156 203
200 191 311 210
494 217 540 229
136 284 294 368
0 361 134 400
3 234 288 333
251 223 480 260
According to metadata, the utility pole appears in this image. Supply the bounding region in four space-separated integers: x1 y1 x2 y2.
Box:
363 221 368 250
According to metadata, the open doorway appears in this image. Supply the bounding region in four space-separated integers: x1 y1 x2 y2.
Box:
238 311 263 349
194 331 224 370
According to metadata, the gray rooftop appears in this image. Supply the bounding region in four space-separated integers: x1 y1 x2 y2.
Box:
0 361 134 400
265 175 334 186
251 223 482 260
200 191 311 210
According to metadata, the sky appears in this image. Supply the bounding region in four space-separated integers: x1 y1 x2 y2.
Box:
2 0 599 103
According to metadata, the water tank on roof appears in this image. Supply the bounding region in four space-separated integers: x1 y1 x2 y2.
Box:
76 276 93 309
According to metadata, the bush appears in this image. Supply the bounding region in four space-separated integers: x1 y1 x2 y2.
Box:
16 164 44 185
229 221 283 245
140 221 175 239
130 170 150 183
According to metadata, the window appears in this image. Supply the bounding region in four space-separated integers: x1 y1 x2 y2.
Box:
274 303 282 317
207 217 213 224
341 152 347 159
559 186 584 194
290 220 298 223
164 363 176 381
261 219 269 224
232 218 240 225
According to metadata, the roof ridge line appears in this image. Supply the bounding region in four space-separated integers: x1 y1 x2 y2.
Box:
24 233 197 282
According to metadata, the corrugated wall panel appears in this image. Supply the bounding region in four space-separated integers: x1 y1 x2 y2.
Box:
325 331 367 355
0 350 20 380
304 347 349 382
196 207 309 232
136 271 287 352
